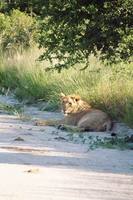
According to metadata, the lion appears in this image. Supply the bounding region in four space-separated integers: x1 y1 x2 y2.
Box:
35 93 112 132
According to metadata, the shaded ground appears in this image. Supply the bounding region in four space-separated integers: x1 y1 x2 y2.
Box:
0 95 133 200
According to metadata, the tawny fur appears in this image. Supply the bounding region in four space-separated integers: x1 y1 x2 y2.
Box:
35 93 112 132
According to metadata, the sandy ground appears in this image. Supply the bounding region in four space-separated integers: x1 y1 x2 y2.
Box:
0 95 133 200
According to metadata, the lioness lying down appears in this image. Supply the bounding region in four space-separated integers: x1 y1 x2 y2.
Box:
35 93 112 132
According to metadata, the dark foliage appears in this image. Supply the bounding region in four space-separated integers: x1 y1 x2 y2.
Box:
1 0 133 70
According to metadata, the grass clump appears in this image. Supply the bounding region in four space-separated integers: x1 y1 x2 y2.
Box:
0 47 133 126
0 102 22 115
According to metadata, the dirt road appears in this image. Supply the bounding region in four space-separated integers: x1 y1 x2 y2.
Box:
0 95 133 200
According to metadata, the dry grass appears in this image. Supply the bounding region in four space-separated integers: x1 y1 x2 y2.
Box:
0 47 133 126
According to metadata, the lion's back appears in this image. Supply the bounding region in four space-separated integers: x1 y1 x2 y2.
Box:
65 109 112 131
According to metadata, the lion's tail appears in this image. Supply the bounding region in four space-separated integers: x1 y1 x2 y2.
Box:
105 119 118 136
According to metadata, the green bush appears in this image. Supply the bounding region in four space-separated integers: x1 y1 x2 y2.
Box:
0 9 38 53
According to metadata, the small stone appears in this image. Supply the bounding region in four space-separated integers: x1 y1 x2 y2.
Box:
24 168 40 173
40 129 45 132
28 128 32 130
14 137 25 141
54 136 67 141
111 133 117 137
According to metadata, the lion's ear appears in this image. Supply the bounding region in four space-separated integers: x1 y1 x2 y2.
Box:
74 95 81 102
60 93 65 98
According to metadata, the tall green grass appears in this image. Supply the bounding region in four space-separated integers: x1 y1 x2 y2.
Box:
0 47 133 126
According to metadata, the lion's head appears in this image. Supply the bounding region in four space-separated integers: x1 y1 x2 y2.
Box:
60 93 91 115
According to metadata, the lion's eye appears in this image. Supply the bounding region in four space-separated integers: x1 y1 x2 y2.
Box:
69 102 72 105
